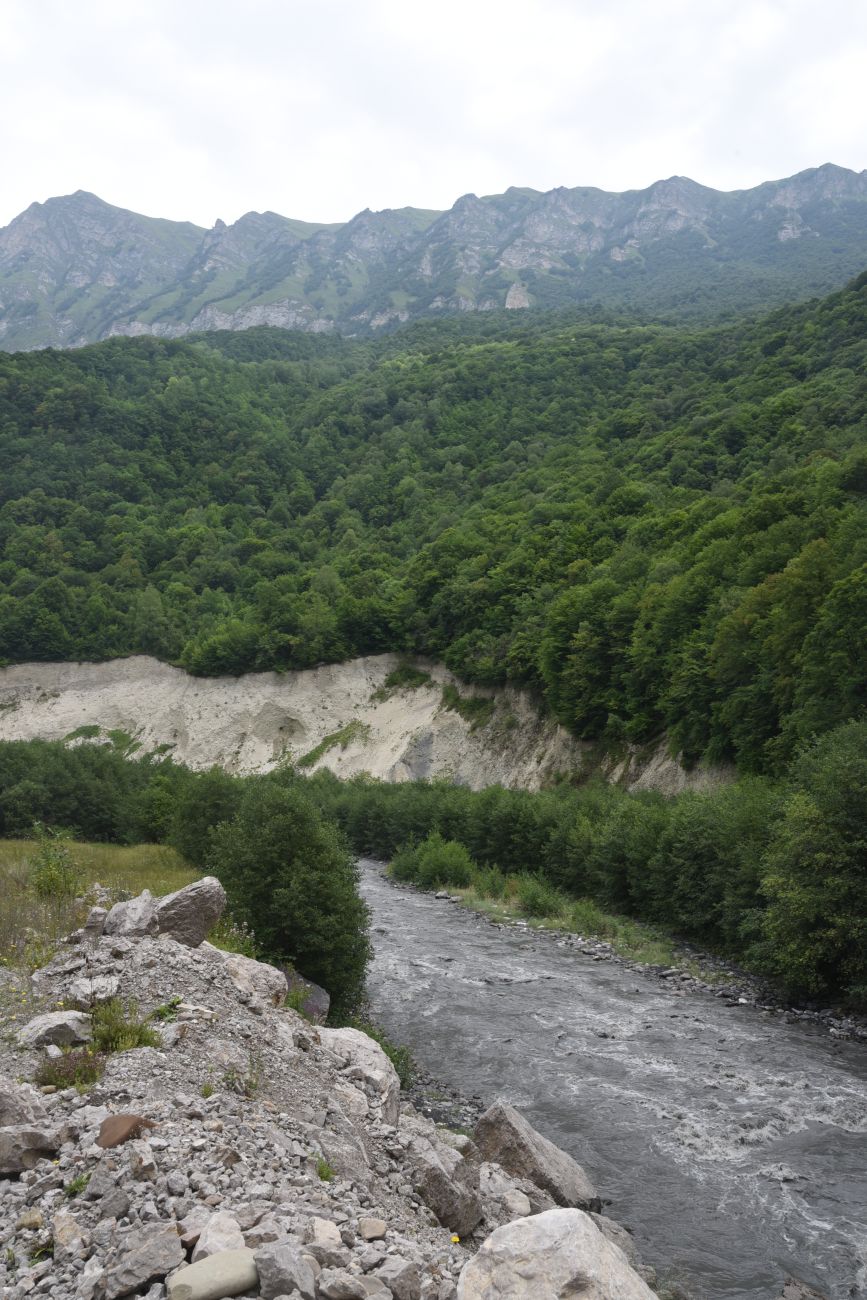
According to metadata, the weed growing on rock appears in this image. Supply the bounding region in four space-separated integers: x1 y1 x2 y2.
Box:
200 1081 214 1099
316 1157 336 1181
64 1172 91 1198
207 912 259 958
35 1049 105 1089
150 995 183 1022
91 998 160 1053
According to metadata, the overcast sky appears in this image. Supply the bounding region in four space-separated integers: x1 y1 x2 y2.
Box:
2 0 865 230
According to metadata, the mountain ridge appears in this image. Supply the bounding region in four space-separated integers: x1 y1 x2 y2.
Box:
2 163 866 350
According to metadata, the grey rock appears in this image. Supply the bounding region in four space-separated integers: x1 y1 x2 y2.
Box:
191 1210 245 1261
154 876 226 947
590 1213 641 1268
373 1256 421 1300
103 889 159 938
255 1241 316 1300
18 1010 92 1048
358 1218 387 1242
456 1208 656 1300
223 951 288 1007
98 1187 131 1221
103 1222 184 1299
0 1125 59 1174
319 1028 401 1125
319 1269 369 1298
780 1280 829 1300
0 1074 49 1126
67 973 120 1006
166 1248 259 1300
473 1101 597 1208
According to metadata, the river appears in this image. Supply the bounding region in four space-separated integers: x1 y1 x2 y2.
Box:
358 861 867 1300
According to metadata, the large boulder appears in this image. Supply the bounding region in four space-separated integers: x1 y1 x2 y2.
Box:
399 1108 482 1237
18 1010 92 1048
457 1208 657 1300
222 951 288 1008
155 876 226 947
167 1247 260 1300
319 1027 401 1125
473 1101 597 1209
103 890 159 939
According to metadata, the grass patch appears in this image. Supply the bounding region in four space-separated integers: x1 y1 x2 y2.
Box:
316 1157 336 1181
440 684 495 731
371 662 433 701
297 720 371 768
444 864 681 967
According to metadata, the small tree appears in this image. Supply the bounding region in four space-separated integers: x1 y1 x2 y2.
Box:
207 780 370 1016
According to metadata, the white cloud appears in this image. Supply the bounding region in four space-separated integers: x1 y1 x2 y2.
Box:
1 0 864 229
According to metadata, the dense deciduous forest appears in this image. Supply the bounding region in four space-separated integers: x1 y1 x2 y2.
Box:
1 275 865 774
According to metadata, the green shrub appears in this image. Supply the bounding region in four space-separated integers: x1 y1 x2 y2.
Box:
570 897 617 938
472 866 507 899
91 999 160 1053
388 832 476 890
515 874 564 918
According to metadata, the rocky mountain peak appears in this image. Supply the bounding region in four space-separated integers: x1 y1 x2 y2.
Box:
1 164 866 350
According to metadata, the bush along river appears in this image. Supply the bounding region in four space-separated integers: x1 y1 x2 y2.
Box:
358 861 867 1300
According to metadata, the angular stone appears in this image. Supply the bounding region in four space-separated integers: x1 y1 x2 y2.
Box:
0 1074 49 1127
127 1137 158 1180
456 1208 656 1300
191 1210 245 1261
103 890 159 939
52 1207 91 1261
473 1101 597 1208
167 1248 259 1300
358 1218 387 1241
155 876 226 947
223 951 288 1007
67 973 120 1007
97 1113 158 1149
16 1208 44 1230
83 905 108 940
319 1028 401 1125
373 1256 421 1300
0 1124 59 1174
98 1187 131 1222
18 1010 92 1048
319 1269 369 1299
254 1240 316 1300
103 1222 184 1299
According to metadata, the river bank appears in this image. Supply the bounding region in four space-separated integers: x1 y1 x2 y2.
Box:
360 861 867 1300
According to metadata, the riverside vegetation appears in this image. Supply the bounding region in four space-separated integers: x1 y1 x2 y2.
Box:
0 727 865 1008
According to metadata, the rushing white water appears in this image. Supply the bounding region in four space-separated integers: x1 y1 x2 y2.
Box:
359 862 867 1300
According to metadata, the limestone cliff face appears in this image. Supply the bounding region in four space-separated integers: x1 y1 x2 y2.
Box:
2 164 866 349
0 654 731 796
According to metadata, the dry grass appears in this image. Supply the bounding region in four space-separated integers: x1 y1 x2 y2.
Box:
0 839 197 973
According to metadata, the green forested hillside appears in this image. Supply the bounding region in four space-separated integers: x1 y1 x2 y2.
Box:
1 276 865 773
